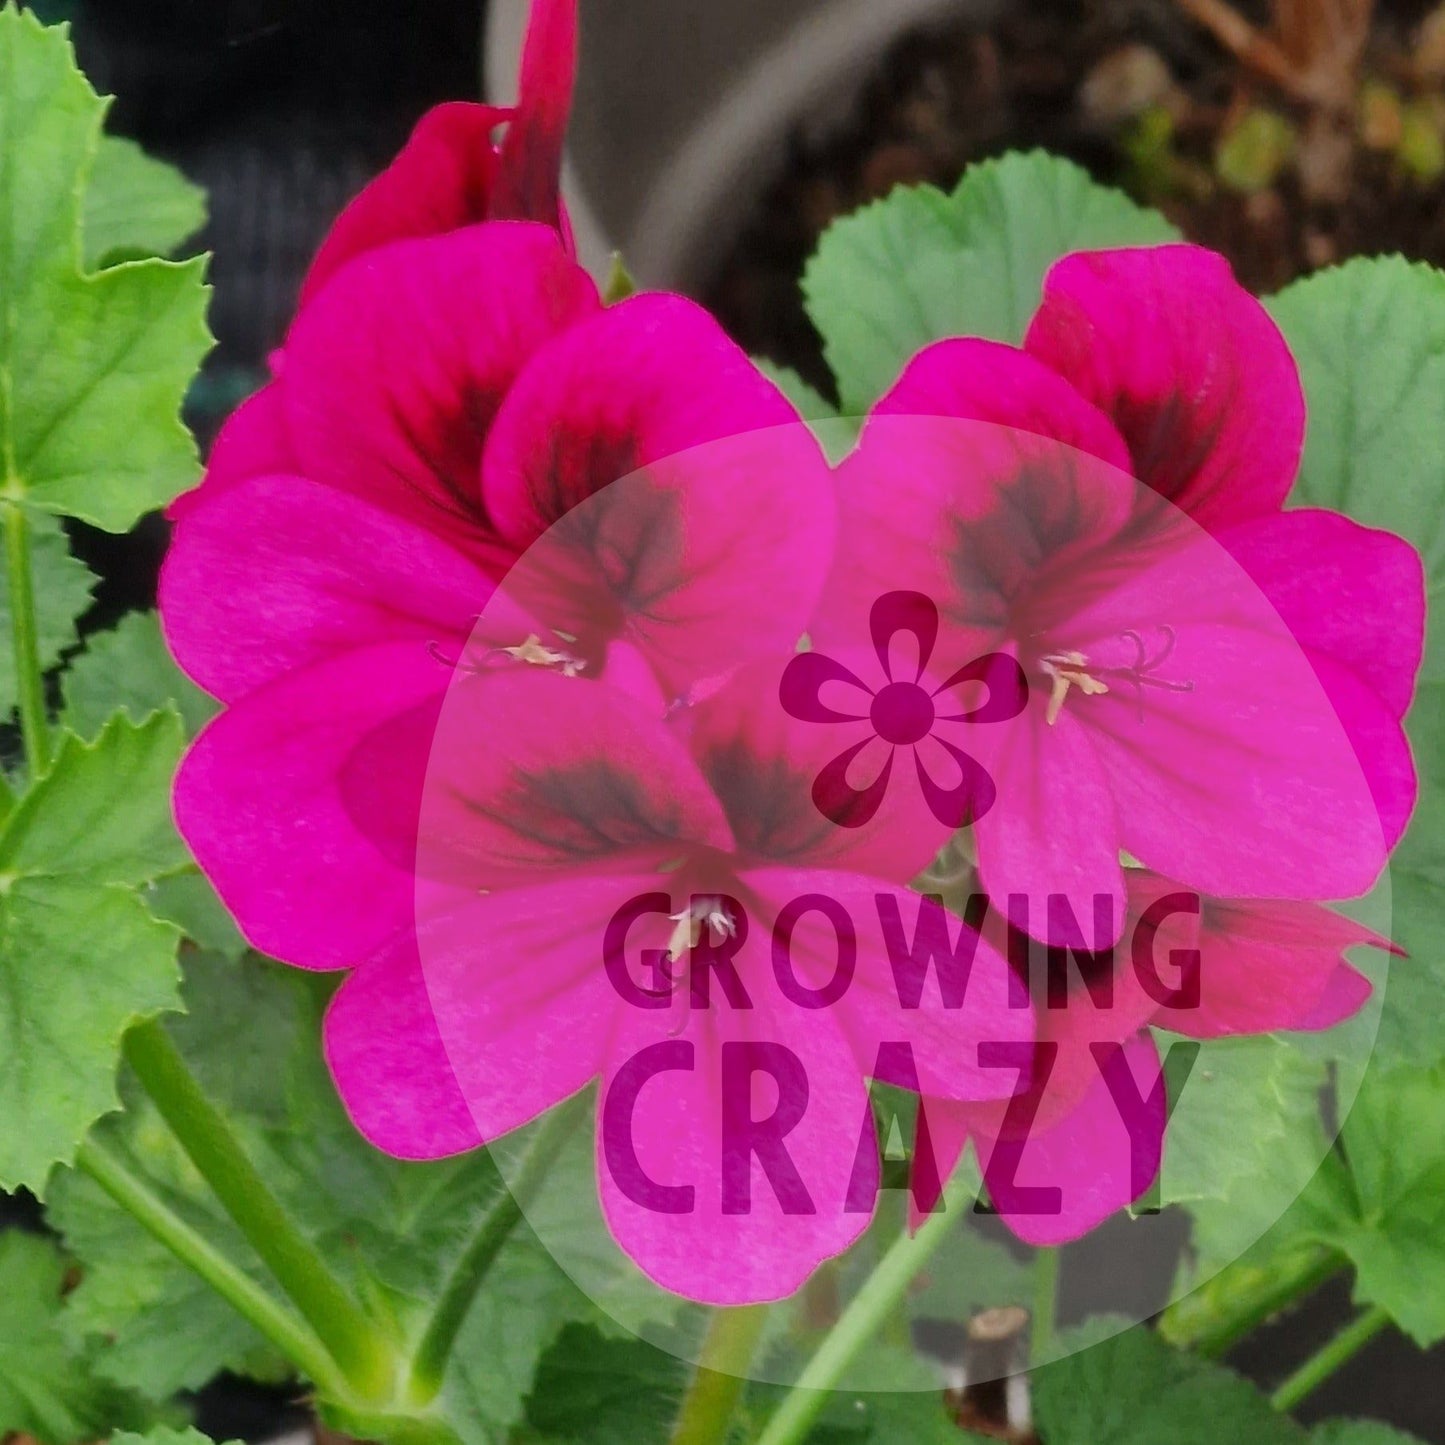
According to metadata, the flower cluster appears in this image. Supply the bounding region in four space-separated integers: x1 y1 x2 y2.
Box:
160 0 1424 1301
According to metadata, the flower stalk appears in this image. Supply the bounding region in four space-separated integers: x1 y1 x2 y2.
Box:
76 1135 353 1401
668 1305 772 1445
1270 1304 1392 1413
1159 1246 1346 1357
5 500 50 778
754 1171 972 1445
122 1017 395 1400
405 1091 588 1403
1031 1247 1061 1363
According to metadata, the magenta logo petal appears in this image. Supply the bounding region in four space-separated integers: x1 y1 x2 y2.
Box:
779 590 1027 830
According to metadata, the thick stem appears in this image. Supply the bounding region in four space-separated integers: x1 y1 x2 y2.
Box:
1031 1247 1061 1364
668 1306 771 1445
405 1092 587 1403
123 1017 394 1399
5 501 50 778
1159 1248 1345 1358
76 1136 352 1400
754 1173 971 1445
1270 1304 1391 1413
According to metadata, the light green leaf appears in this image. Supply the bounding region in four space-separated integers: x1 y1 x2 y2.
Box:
0 7 212 531
1311 1424 1430 1444
0 1231 156 1445
755 358 859 464
54 951 629 1434
63 611 217 740
0 713 187 1189
1031 1325 1304 1444
84 136 206 269
2 712 188 885
1312 1421 1433 1445
1152 1032 1326 1209
0 509 94 716
1324 1062 1445 1344
803 151 1178 412
1268 259 1445 1065
0 880 179 1191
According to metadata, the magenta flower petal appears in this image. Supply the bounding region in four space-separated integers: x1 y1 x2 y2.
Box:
1146 884 1397 1038
490 0 577 232
1225 509 1426 722
300 0 581 300
404 669 734 889
160 475 499 703
1068 532 1398 899
815 384 1137 680
686 660 950 882
300 104 513 307
743 867 1033 1104
596 987 875 1305
970 706 1128 947
323 932 484 1160
479 296 833 688
406 873 654 1142
874 336 1134 476
174 643 449 970
983 1030 1165 1246
1281 964 1374 1032
169 383 293 522
283 223 599 554
924 1030 1165 1247
1024 245 1304 530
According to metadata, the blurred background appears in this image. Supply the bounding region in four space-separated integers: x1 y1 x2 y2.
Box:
17 0 1445 1438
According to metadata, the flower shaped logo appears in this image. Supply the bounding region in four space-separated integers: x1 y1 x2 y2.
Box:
780 590 1028 830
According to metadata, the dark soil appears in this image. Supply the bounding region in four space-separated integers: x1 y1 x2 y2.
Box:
706 0 1445 390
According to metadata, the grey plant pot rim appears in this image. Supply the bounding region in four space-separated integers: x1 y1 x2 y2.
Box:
485 0 996 289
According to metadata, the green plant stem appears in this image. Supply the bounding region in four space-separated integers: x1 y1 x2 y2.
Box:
754 1173 971 1445
669 1305 772 1445
4 500 50 777
123 1016 394 1400
405 1092 588 1403
1159 1248 1345 1358
76 1135 353 1401
1031 1247 1061 1363
1270 1305 1392 1414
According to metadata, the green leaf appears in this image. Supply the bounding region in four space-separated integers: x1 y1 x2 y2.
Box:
57 619 235 951
755 360 835 421
0 509 94 716
84 136 206 269
53 951 637 1435
1188 1060 1445 1348
1152 1033 1327 1209
63 611 217 740
0 7 212 531
3 712 188 884
1267 259 1445 1065
522 1324 685 1445
0 1231 157 1445
1311 1425 1431 1445
0 714 187 1191
803 151 1178 412
1323 1062 1445 1345
1030 1325 1304 1444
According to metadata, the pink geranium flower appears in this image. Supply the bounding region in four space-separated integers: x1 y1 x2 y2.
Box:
163 221 829 976
816 244 1423 944
323 657 1031 1302
917 869 1398 1243
302 0 579 305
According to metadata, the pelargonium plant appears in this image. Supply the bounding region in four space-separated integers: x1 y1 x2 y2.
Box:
1 3 1443 1445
